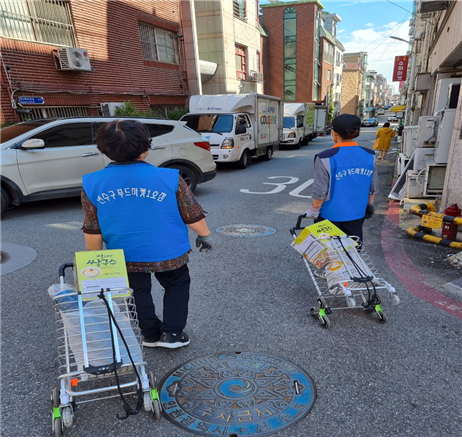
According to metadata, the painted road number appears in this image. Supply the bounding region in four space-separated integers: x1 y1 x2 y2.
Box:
240 176 313 198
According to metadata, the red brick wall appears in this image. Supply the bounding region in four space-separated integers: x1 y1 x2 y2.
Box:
261 2 318 102
1 0 188 124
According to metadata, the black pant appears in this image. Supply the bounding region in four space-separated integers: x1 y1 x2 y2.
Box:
128 264 190 339
315 216 366 246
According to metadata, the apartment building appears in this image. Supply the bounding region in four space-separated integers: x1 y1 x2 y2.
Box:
340 52 368 117
182 0 264 96
400 0 462 209
1 0 192 124
323 12 344 116
260 0 331 103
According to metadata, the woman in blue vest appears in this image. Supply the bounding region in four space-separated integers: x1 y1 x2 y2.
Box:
82 120 212 349
304 113 378 245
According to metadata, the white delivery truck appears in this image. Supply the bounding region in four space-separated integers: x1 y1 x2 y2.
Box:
281 103 308 149
313 105 328 137
180 93 283 169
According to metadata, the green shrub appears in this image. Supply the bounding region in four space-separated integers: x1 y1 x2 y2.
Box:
114 101 164 119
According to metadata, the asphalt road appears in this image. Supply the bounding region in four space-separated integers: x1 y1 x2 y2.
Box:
1 114 461 437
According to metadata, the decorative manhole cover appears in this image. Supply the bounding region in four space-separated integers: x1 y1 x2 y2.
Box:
216 225 276 238
158 352 316 436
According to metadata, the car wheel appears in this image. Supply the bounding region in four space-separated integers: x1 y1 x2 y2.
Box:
236 150 251 169
168 165 198 192
1 187 9 214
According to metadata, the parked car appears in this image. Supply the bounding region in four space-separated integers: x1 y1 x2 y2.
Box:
0 117 216 213
377 109 385 115
388 114 398 122
383 105 389 110
361 118 379 127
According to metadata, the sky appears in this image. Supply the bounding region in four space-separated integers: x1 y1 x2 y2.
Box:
320 0 414 91
261 0 415 92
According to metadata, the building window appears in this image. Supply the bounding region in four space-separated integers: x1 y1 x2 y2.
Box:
236 44 247 80
233 0 246 21
256 50 261 73
0 0 76 46
327 70 331 81
139 22 179 64
283 7 296 101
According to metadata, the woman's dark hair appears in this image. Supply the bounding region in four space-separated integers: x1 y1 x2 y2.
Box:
383 122 390 127
331 114 361 139
95 120 151 162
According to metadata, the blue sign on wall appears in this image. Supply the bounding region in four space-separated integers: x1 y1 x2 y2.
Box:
18 96 44 105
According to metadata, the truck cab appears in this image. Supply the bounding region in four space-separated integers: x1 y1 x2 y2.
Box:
180 112 254 165
181 94 282 169
281 103 307 149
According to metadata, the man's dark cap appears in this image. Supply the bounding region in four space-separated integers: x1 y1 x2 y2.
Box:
332 114 361 139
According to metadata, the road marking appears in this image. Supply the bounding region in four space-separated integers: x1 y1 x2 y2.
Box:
241 176 313 197
240 176 299 194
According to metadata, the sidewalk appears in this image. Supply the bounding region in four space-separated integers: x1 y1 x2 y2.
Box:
377 147 462 318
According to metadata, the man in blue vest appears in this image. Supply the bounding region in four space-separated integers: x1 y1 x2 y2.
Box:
82 120 212 349
304 113 378 245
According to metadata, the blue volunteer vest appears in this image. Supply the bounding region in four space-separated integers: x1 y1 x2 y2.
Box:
317 145 375 222
82 162 190 262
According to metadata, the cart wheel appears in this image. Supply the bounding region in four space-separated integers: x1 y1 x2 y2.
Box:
52 417 63 437
320 315 331 329
152 398 161 421
376 310 387 323
61 407 73 428
149 371 162 421
51 387 60 408
310 307 318 317
143 391 153 412
374 293 382 304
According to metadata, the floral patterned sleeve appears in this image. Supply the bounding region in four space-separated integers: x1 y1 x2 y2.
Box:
81 190 101 234
176 176 206 224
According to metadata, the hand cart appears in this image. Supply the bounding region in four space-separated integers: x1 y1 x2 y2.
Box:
49 263 161 436
291 215 400 329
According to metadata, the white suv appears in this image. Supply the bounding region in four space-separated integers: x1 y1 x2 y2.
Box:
0 117 216 213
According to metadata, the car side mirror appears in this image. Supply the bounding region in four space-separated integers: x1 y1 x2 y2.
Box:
236 125 246 135
19 139 45 149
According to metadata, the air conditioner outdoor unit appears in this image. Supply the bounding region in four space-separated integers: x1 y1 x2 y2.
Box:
434 108 456 163
416 115 439 147
418 0 449 13
100 102 124 116
57 47 92 71
249 71 263 82
402 125 418 156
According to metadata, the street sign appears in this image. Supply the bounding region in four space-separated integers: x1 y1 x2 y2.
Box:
18 96 44 105
392 56 409 82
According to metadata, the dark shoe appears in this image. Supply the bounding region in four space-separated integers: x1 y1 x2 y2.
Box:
143 332 162 348
142 334 161 348
156 331 190 349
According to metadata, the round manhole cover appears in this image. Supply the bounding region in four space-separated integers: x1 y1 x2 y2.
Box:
158 352 316 436
216 225 276 238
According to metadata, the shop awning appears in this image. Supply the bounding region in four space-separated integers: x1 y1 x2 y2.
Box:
390 105 406 112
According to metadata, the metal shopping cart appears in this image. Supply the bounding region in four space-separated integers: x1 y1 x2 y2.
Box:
290 215 400 329
49 263 161 436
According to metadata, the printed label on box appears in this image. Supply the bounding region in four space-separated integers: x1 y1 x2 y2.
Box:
74 249 129 297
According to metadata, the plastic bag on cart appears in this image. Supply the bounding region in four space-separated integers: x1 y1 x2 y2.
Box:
48 284 143 370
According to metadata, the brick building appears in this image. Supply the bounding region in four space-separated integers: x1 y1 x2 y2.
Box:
1 0 189 124
260 0 331 104
340 52 368 117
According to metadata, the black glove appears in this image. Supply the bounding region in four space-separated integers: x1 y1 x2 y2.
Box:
365 204 374 220
195 234 212 252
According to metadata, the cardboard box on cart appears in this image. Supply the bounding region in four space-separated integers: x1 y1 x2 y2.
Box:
74 249 130 298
